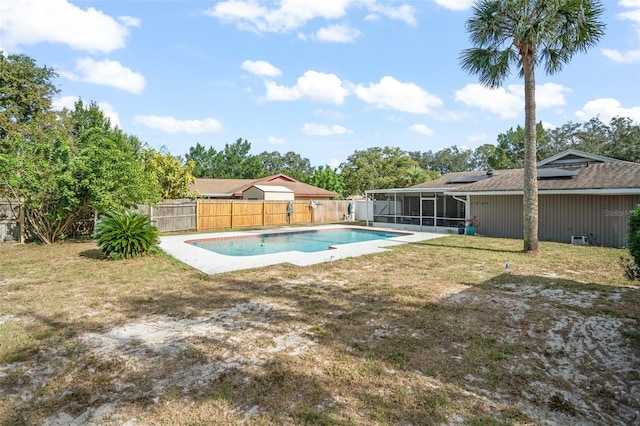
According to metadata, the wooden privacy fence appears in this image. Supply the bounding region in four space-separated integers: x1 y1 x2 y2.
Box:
135 199 352 233
135 199 197 233
197 200 312 231
0 199 22 242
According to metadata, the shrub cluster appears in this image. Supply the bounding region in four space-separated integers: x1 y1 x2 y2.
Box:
93 210 159 260
623 205 640 280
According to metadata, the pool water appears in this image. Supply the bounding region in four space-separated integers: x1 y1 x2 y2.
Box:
188 228 407 256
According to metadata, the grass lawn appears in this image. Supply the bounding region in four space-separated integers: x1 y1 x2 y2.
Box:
1 235 638 425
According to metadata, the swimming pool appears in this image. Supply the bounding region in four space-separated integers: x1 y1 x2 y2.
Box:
160 225 445 274
187 228 407 256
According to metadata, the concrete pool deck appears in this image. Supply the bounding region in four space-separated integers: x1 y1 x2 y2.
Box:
159 225 447 275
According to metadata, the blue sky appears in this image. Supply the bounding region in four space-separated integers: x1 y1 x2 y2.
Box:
2 0 639 169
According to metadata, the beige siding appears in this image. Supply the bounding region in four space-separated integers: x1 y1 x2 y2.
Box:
471 193 640 248
242 186 264 200
470 195 523 240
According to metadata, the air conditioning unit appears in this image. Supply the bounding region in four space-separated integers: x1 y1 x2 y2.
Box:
570 235 588 245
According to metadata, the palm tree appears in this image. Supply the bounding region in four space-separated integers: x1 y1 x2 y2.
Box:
460 0 605 254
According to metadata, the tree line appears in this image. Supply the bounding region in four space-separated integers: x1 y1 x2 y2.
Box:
2 52 638 243
184 116 640 197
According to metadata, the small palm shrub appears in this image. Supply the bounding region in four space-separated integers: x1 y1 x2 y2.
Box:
623 205 640 280
93 210 160 260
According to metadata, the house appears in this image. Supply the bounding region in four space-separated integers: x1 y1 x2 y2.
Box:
365 150 640 248
189 173 339 200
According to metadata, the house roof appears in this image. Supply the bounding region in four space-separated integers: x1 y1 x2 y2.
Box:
365 150 640 196
449 161 640 194
190 173 339 198
445 150 640 195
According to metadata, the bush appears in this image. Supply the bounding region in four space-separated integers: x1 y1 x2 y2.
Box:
625 205 640 280
93 210 160 260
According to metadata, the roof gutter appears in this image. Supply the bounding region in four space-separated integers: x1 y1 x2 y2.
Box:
448 188 640 196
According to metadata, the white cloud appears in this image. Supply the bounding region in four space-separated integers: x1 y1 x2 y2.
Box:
575 98 640 122
265 70 349 104
96 102 121 128
432 0 475 11
408 124 434 136
354 76 442 114
241 60 282 76
205 0 350 33
366 3 416 26
268 136 285 144
204 0 416 34
0 0 136 53
602 48 640 63
118 16 141 27
533 82 570 109
133 116 223 134
52 96 78 111
330 158 342 168
62 58 146 94
455 82 569 118
466 132 488 144
302 123 352 136
455 84 523 119
314 24 361 43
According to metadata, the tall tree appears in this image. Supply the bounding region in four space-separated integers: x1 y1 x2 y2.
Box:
606 116 640 163
495 122 549 168
309 165 345 197
258 150 315 182
218 138 263 179
460 0 605 253
0 53 58 151
339 146 422 195
185 142 221 178
143 148 196 199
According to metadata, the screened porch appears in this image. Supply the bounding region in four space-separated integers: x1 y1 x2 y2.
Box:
365 189 467 233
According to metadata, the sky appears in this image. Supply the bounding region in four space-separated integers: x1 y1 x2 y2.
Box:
1 0 639 169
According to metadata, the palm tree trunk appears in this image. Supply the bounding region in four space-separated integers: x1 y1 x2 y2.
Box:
522 53 539 254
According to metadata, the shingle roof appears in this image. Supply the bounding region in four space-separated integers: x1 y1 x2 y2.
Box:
189 174 339 198
447 161 640 193
406 150 640 194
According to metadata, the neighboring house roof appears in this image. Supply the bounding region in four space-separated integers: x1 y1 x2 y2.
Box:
190 173 339 198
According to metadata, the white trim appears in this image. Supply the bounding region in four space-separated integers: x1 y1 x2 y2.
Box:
537 149 617 166
448 188 640 196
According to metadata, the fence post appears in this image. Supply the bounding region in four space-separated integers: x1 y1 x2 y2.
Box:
231 200 234 229
19 200 25 244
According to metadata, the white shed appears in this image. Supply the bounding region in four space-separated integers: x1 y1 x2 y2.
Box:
243 185 294 201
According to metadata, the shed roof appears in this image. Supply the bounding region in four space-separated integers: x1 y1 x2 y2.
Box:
248 185 293 193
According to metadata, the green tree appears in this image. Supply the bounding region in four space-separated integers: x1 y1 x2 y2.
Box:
309 165 345 196
185 142 220 178
258 150 315 182
460 0 605 253
0 53 59 151
218 138 263 178
340 146 422 196
1 98 159 243
495 122 549 168
143 148 196 199
472 143 511 170
431 146 475 174
606 117 640 163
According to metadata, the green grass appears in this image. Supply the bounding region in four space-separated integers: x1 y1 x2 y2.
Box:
0 235 638 425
